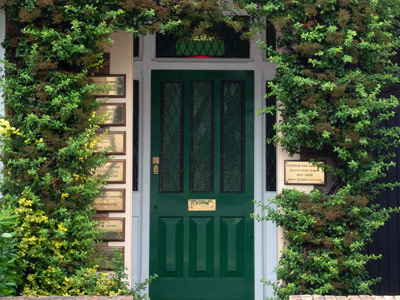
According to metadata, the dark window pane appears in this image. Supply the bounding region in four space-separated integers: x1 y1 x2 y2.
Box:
190 81 214 193
133 80 139 191
134 36 139 57
221 81 244 193
160 82 184 193
266 21 276 57
156 22 250 58
265 82 276 191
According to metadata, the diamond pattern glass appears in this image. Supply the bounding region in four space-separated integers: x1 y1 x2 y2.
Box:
160 82 184 193
156 22 250 58
265 83 277 191
221 81 244 193
190 81 214 193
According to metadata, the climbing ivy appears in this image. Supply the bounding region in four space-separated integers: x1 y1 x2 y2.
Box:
240 0 400 298
0 0 230 295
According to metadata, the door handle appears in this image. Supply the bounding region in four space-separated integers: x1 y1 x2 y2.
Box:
152 157 159 175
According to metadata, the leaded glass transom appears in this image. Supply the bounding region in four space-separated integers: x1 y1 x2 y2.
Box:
221 81 244 193
190 81 214 193
160 82 184 193
156 22 250 58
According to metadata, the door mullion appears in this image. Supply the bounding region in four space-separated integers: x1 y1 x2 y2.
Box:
214 80 221 195
214 79 221 279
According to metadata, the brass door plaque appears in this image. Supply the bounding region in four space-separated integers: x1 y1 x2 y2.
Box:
94 160 126 183
96 217 125 241
96 131 126 155
92 75 126 98
188 199 216 211
284 160 325 185
96 103 126 126
94 189 125 212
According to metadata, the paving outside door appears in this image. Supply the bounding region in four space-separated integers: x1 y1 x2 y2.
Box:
150 70 254 300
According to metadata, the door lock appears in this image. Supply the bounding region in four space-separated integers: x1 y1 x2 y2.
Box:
152 157 159 175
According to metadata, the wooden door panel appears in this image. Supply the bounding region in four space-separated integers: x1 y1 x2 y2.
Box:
158 217 183 277
220 217 245 277
150 70 254 300
189 217 214 277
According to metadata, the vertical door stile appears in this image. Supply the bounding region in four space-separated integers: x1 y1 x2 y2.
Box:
183 79 191 279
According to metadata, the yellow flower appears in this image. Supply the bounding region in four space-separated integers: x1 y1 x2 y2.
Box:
61 193 69 200
58 223 68 232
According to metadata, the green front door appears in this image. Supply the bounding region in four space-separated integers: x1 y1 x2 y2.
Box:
150 70 254 300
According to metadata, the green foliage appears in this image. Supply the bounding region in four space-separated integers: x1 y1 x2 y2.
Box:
256 188 398 297
61 249 157 296
0 0 231 296
240 0 400 298
0 207 20 297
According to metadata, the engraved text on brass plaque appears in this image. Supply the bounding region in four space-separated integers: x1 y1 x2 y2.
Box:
92 75 126 97
284 161 325 185
94 189 125 212
97 103 126 126
96 218 125 241
96 131 126 155
95 160 126 183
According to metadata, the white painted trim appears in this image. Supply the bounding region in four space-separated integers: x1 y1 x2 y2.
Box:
133 33 278 299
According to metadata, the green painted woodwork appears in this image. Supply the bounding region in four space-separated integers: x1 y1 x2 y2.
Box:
150 70 254 300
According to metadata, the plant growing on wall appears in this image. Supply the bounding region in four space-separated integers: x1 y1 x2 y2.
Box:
0 0 231 295
239 0 400 298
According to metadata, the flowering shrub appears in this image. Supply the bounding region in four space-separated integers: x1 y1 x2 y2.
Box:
1 0 229 295
240 0 400 297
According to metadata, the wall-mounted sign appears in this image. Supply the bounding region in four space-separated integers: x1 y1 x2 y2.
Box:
92 75 126 98
188 199 216 211
95 160 126 183
97 103 126 126
96 131 126 155
96 217 125 241
94 189 125 212
284 161 325 185
94 246 125 270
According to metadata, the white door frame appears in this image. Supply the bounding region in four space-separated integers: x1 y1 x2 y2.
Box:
132 33 278 299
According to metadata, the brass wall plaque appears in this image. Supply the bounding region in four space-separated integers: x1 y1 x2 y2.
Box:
284 160 325 185
95 160 126 183
94 189 125 212
94 246 124 271
188 199 216 211
96 217 125 241
96 131 126 155
97 103 126 126
92 75 126 98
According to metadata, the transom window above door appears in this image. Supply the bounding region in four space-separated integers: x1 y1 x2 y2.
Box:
155 21 250 58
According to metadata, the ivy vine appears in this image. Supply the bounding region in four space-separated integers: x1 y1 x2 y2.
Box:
241 0 400 297
0 0 230 295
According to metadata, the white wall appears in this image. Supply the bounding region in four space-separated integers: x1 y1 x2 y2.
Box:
108 31 134 284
